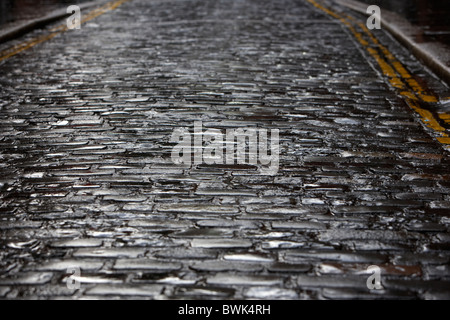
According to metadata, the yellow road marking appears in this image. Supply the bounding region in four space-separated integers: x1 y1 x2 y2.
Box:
352 18 437 103
305 0 449 145
437 137 450 144
407 99 446 132
439 113 450 125
0 0 130 63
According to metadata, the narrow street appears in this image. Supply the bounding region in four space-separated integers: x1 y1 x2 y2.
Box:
0 0 449 299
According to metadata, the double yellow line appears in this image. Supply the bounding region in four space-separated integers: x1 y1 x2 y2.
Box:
0 0 131 63
305 0 450 146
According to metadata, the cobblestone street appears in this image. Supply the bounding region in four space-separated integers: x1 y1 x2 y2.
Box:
0 0 449 300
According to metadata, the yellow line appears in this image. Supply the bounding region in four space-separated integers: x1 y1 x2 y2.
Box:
351 18 437 103
304 0 449 145
437 137 450 144
407 98 446 132
0 0 130 63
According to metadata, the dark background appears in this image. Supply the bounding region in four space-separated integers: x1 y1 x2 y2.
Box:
358 0 450 45
1 0 449 45
0 0 90 28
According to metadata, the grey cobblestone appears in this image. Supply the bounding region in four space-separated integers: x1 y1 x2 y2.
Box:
32 260 105 272
243 287 299 299
50 239 104 248
85 284 164 298
0 0 449 300
172 286 235 299
113 259 183 272
0 272 53 285
207 274 284 287
191 239 253 249
321 288 416 300
73 248 147 259
190 261 264 273
284 250 389 264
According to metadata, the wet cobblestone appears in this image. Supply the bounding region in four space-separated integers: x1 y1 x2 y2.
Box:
0 0 449 300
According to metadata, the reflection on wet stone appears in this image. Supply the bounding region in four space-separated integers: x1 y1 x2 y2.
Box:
0 0 449 300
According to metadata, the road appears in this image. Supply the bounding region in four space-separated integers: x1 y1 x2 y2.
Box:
0 0 449 299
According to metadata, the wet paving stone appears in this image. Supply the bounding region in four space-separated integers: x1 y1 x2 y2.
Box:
0 272 54 286
297 274 370 290
73 248 148 259
113 259 183 272
85 284 164 298
153 247 217 260
207 274 284 287
267 262 312 273
284 250 389 264
0 0 449 300
190 239 253 249
32 260 105 272
243 286 299 299
190 261 265 273
172 286 235 299
321 287 416 300
50 239 104 248
0 287 10 297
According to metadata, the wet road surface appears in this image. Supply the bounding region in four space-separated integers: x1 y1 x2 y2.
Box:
0 0 449 299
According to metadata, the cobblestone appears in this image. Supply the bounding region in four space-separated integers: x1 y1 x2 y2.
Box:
0 272 54 285
113 259 182 272
0 0 449 300
32 260 105 272
85 284 163 298
73 248 147 259
207 274 283 287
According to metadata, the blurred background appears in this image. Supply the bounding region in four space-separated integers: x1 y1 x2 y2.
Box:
0 0 90 30
1 0 448 45
358 0 450 45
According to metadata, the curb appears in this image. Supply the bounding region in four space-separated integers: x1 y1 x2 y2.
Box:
333 0 450 86
0 0 109 44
